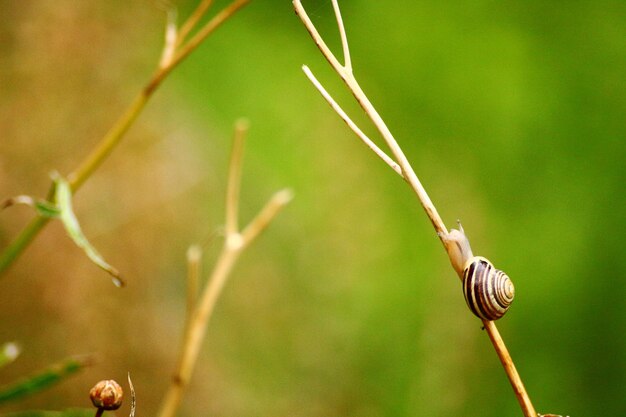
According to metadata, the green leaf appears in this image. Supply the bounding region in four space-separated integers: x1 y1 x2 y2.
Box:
0 356 92 404
52 175 124 287
0 342 20 369
0 408 94 417
33 201 61 218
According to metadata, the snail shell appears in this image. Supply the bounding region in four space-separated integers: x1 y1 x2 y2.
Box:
462 256 515 321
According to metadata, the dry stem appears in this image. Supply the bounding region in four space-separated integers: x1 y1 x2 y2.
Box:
185 245 202 329
176 0 214 47
156 122 292 417
294 1 536 416
0 0 252 275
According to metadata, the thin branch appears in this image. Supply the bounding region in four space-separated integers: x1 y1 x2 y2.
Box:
1 196 36 210
302 65 402 176
483 321 537 415
240 189 293 246
177 0 215 47
295 0 446 235
156 123 290 417
159 7 178 69
0 0 253 275
0 216 50 274
164 243 237 414
347 71 447 236
293 0 343 74
171 0 251 70
330 0 351 71
186 245 202 321
67 93 149 191
294 1 537 416
225 119 248 236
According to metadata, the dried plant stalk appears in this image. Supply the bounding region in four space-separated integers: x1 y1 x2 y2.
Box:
0 0 252 275
156 121 292 417
293 1 537 416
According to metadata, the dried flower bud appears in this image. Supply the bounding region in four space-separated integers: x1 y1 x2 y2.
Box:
89 379 123 410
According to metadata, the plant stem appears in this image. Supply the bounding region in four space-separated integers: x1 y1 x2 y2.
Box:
0 355 92 404
301 66 402 176
156 122 291 417
483 320 536 416
67 91 150 192
176 0 215 47
0 85 152 275
225 119 249 236
170 0 251 70
157 244 241 417
294 1 537 415
0 216 50 274
0 0 252 277
186 245 202 322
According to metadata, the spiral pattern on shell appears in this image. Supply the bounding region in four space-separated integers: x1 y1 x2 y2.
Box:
462 256 515 321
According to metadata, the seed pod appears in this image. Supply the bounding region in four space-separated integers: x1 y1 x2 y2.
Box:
89 379 124 410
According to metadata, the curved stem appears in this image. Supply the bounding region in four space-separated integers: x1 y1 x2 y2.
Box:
67 89 151 191
294 1 537 416
302 66 402 176
343 75 448 236
483 320 536 416
170 0 251 71
157 245 241 417
156 123 291 417
0 216 50 274
177 0 215 47
331 0 351 70
0 0 252 276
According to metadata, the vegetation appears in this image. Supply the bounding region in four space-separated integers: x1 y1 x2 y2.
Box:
1 1 624 416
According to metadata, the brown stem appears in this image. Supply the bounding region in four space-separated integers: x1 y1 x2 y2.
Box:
177 0 215 47
483 320 536 416
293 1 537 416
155 122 291 417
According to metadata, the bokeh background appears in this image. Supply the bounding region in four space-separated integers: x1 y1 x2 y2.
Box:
1 1 625 416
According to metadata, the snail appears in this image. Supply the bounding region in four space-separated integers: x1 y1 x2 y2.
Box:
440 223 515 321
462 256 515 320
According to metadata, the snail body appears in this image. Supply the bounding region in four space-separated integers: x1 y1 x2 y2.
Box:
462 256 514 321
441 224 515 321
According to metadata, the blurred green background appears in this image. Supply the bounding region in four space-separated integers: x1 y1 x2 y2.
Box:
1 1 625 416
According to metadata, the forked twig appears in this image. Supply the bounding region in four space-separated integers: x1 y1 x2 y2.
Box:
176 0 214 47
302 66 402 176
294 1 537 416
156 121 292 417
68 0 251 190
295 0 446 236
0 0 252 275
170 0 250 72
159 7 178 68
